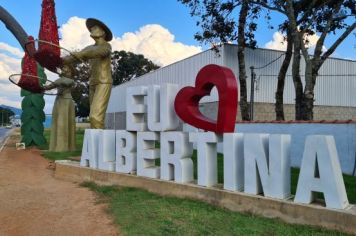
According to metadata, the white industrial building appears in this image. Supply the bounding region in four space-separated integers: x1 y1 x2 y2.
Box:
105 44 356 174
106 44 356 129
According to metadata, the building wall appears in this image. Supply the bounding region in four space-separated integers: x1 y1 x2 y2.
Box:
105 103 356 130
106 44 356 128
200 102 356 121
231 123 356 175
224 45 356 107
107 48 225 113
107 44 356 115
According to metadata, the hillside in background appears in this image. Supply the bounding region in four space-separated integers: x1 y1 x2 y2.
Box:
0 105 22 116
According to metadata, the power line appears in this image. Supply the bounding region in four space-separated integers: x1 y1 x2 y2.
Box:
253 53 286 70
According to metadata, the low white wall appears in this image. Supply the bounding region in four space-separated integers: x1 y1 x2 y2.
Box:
183 123 356 175
230 123 356 175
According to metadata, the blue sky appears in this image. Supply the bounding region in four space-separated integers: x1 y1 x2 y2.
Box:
0 0 355 112
0 0 201 49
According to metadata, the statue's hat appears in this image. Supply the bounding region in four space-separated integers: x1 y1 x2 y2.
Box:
86 18 113 41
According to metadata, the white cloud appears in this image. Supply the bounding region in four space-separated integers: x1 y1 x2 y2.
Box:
0 17 202 110
59 17 202 66
0 53 22 81
265 32 288 51
0 82 20 93
265 31 327 54
0 42 24 58
111 24 202 66
0 96 21 108
59 16 92 52
0 45 23 109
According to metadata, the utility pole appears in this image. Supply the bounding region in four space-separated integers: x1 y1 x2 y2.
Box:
249 66 256 121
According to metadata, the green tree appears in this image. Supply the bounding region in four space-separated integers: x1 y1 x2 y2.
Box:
111 50 160 86
286 0 355 120
72 62 90 118
71 50 160 117
179 0 262 120
252 0 355 120
0 108 14 125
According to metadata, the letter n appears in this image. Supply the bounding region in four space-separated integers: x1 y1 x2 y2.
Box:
244 134 291 199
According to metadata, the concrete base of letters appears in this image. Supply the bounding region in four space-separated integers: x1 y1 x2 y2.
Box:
54 160 356 234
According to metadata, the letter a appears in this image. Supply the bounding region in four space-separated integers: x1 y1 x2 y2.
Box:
294 135 349 209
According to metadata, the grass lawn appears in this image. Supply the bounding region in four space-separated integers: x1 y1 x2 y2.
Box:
43 129 356 235
41 128 85 161
81 182 350 236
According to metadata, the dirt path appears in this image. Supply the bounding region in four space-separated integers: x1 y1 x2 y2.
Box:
0 130 120 236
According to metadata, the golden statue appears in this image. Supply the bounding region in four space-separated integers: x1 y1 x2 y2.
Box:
44 64 76 152
62 18 113 129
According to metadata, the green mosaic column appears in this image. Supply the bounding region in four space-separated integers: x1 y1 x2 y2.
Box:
20 64 47 147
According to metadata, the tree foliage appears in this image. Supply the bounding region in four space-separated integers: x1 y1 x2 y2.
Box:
179 0 260 47
111 50 160 86
252 0 355 119
0 107 14 125
179 0 263 120
71 50 160 117
72 62 90 118
181 0 355 120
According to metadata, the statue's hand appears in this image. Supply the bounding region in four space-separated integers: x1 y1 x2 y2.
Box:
54 77 74 87
42 85 51 91
42 83 56 91
61 55 75 65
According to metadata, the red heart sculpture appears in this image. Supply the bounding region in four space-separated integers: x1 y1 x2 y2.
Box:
174 64 238 133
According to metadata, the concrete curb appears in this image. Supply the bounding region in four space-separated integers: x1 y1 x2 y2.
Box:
55 161 356 234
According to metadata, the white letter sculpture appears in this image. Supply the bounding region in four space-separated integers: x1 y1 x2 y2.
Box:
126 86 147 131
244 134 291 199
80 129 101 168
116 130 137 174
160 132 193 183
147 84 179 131
98 130 116 171
294 135 349 209
189 132 222 187
137 132 160 178
223 133 244 191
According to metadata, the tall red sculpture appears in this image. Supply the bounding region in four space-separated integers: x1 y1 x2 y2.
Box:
34 0 61 72
18 36 43 93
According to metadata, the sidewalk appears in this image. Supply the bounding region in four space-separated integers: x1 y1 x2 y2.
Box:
0 130 119 236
